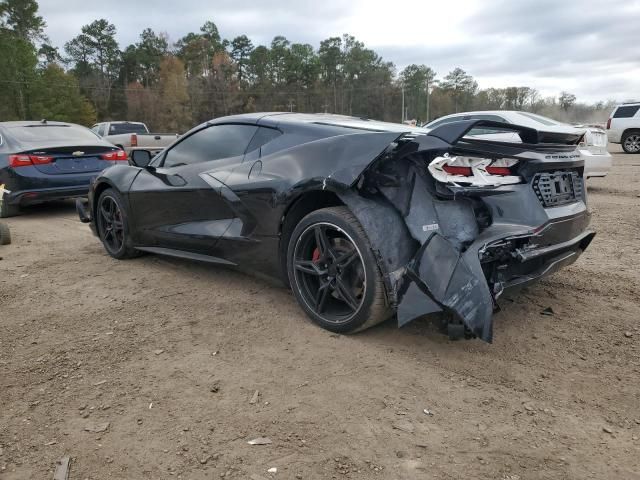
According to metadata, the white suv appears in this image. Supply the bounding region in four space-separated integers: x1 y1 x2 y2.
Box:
606 103 640 153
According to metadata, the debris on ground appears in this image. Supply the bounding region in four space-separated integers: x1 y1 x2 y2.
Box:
267 467 277 474
540 307 555 316
247 437 272 445
84 422 110 433
53 456 70 480
154 349 164 355
249 390 260 404
392 420 414 433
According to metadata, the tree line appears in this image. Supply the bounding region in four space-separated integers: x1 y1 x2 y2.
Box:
0 0 616 132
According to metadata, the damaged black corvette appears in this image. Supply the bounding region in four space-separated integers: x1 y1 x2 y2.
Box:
77 113 595 342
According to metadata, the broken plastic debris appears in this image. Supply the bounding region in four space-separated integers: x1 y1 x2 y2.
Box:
267 467 277 474
248 437 272 445
540 307 554 316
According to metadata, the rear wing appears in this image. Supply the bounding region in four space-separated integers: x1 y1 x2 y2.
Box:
427 119 584 147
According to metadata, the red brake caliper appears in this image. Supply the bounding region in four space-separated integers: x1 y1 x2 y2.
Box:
312 247 321 263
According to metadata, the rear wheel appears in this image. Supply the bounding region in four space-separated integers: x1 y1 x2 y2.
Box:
622 130 640 154
0 222 11 245
286 207 390 333
96 188 140 259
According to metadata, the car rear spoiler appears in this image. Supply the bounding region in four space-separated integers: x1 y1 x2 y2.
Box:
426 119 585 147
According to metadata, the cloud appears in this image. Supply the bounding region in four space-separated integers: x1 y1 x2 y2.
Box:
37 0 640 102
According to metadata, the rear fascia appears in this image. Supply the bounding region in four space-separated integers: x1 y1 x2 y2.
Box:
340 120 593 342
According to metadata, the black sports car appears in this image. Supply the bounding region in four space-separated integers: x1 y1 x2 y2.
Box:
0 121 128 217
77 113 595 342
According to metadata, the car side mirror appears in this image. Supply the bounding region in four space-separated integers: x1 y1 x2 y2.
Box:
130 149 152 168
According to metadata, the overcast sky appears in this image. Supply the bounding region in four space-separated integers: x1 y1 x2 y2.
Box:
38 0 640 103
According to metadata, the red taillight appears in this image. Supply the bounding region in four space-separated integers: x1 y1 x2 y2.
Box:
130 133 138 147
9 155 32 167
606 118 611 130
100 150 128 161
486 166 513 176
442 165 473 176
9 154 53 167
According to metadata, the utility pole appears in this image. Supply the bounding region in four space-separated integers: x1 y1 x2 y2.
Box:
426 78 431 124
287 100 296 112
426 77 439 124
401 87 405 123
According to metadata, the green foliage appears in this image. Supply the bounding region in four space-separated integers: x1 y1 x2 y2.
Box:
440 67 478 112
0 2 39 119
400 64 437 122
230 35 253 84
64 18 121 117
0 0 45 41
30 64 96 124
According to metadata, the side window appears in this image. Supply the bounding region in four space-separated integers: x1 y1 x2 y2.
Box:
471 114 507 123
162 124 258 168
97 124 107 137
428 116 462 128
613 106 640 118
246 127 282 154
468 115 509 135
91 124 100 134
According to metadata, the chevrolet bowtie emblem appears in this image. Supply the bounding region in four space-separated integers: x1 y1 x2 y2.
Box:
72 151 84 156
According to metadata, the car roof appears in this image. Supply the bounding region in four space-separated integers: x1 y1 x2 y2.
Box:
103 121 147 125
0 120 79 128
208 112 427 134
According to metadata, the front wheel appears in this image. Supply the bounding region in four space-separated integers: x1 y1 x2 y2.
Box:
96 188 140 259
286 207 390 333
622 130 640 154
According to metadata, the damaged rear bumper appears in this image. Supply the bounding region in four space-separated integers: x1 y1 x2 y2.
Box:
398 226 594 342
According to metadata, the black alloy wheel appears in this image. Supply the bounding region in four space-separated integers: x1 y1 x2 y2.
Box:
98 195 124 253
96 188 140 259
287 207 390 333
293 222 366 322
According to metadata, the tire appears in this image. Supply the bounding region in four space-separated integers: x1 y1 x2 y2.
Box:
0 200 21 218
622 130 640 154
96 188 141 259
0 222 10 245
286 206 390 333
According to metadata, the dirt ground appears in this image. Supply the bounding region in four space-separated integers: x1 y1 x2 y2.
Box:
1 145 639 480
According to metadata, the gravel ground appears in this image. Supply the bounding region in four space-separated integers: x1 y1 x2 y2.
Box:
0 145 639 480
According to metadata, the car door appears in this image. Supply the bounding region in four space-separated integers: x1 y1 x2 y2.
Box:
127 123 259 254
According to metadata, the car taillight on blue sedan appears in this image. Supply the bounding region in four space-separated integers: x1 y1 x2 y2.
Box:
9 154 54 167
100 150 128 161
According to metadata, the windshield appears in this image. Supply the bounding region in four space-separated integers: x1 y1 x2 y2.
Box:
7 124 101 143
516 112 562 126
108 123 148 135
